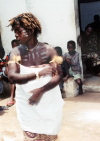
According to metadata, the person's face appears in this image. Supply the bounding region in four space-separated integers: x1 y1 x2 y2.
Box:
67 43 75 55
14 27 32 44
86 27 92 35
67 43 75 52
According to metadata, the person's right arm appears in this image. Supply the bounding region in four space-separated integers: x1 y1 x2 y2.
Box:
8 47 54 84
8 63 53 84
64 53 71 64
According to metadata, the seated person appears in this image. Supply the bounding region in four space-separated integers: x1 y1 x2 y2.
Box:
64 40 83 95
54 46 70 94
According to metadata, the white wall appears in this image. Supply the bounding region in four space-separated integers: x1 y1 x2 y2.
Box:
80 1 100 31
0 0 27 55
0 0 78 55
26 0 77 53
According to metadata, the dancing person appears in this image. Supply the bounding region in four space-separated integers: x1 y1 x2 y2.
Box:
8 13 64 141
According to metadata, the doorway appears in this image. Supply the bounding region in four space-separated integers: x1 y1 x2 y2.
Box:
78 0 100 92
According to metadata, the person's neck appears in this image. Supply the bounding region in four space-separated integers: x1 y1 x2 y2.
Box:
25 36 38 50
69 50 76 56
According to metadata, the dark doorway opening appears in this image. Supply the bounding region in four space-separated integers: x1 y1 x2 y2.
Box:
78 0 100 78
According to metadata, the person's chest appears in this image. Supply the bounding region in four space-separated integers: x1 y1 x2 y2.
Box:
20 46 51 66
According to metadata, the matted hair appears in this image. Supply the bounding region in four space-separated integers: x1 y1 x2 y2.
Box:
9 13 42 37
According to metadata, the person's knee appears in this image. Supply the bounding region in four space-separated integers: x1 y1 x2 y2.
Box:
75 79 82 85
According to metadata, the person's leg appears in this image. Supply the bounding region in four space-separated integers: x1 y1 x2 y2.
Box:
23 131 57 141
75 78 83 95
7 84 16 106
10 84 16 100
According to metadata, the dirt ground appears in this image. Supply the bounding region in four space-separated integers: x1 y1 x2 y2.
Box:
0 92 100 141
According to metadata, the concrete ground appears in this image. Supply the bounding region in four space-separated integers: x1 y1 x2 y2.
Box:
83 76 100 92
0 92 100 141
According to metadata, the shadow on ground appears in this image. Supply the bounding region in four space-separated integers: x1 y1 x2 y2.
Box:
64 92 100 103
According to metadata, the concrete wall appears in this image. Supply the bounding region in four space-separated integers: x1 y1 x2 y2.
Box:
0 0 78 55
26 0 78 53
0 0 27 55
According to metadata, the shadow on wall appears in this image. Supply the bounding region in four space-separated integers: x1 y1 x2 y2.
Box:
0 35 5 59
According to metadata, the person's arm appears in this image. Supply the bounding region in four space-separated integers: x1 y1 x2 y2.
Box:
29 48 63 104
71 52 79 66
8 47 54 84
64 53 71 64
8 63 53 84
29 64 62 104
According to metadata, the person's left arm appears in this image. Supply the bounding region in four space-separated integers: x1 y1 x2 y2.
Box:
29 47 63 104
71 52 80 66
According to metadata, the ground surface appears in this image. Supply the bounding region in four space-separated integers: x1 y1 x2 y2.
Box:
0 92 100 141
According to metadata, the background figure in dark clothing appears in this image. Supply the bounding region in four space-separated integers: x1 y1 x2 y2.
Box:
86 15 100 54
89 15 100 34
54 46 70 77
54 46 70 94
54 47 62 56
81 24 98 54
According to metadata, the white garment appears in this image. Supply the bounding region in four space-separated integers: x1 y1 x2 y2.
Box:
15 64 64 135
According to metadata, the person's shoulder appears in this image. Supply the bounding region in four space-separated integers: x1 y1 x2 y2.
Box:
40 42 55 53
64 52 69 55
75 51 79 56
11 46 18 52
10 45 21 55
17 44 25 50
40 42 53 49
64 52 69 56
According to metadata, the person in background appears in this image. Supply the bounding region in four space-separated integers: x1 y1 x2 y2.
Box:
80 24 98 74
81 24 98 55
6 39 20 107
54 46 69 95
64 40 83 95
89 15 100 34
8 13 63 141
0 40 19 110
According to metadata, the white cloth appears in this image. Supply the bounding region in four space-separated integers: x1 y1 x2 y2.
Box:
15 64 64 135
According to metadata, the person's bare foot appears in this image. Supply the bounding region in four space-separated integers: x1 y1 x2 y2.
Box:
6 99 15 107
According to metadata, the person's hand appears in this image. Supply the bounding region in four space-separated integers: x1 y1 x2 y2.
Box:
66 58 71 64
39 65 56 77
28 88 43 105
63 75 69 82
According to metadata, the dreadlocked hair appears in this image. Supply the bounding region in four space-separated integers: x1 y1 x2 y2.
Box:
9 13 42 37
